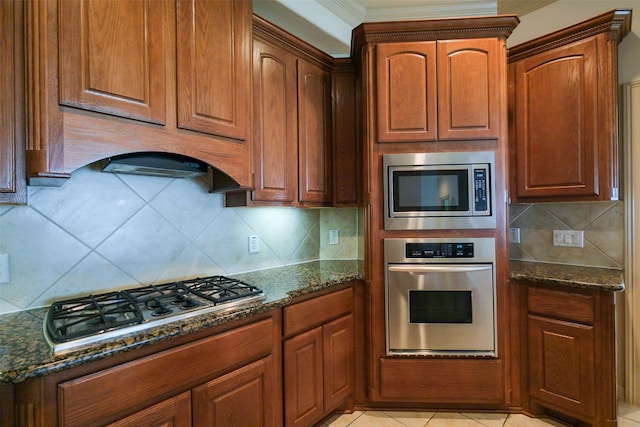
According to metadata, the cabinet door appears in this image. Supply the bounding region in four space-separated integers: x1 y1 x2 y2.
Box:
512 37 598 199
106 391 191 427
323 314 354 412
298 59 332 205
0 0 26 204
527 314 595 418
176 0 251 140
284 327 324 427
59 0 166 124
251 38 298 204
438 39 501 140
193 357 278 427
376 42 437 142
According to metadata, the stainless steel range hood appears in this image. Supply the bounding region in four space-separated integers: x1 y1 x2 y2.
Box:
102 153 208 178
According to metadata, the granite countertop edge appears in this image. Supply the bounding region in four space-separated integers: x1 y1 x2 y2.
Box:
510 260 625 292
0 260 364 385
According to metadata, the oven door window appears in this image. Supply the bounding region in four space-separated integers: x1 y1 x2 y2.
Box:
392 169 469 212
408 290 472 323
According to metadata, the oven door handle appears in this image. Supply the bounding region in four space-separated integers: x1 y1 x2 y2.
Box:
388 265 492 274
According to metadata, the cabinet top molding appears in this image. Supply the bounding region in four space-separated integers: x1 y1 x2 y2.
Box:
350 14 520 57
508 9 632 62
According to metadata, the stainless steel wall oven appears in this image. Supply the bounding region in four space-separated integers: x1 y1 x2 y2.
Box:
385 237 496 356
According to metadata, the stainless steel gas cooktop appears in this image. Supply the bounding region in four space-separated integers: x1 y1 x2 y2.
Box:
44 275 265 356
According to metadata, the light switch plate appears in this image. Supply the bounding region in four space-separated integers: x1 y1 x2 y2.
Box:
553 230 584 248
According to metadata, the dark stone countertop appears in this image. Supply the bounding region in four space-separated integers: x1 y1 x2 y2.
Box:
0 260 363 385
510 260 624 292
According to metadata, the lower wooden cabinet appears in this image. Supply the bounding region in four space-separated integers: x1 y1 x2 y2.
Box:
192 356 277 426
106 391 192 427
517 281 617 427
283 288 355 427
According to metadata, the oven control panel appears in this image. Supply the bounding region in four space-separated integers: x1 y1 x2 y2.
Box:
405 242 474 258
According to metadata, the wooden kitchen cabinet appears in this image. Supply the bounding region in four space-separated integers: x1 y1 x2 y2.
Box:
0 0 26 204
283 288 355 427
508 10 631 202
517 281 617 426
375 38 501 142
192 356 278 426
227 16 334 207
297 59 332 205
106 391 192 427
25 0 252 187
51 317 280 427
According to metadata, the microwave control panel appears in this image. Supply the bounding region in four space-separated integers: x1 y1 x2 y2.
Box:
405 243 474 258
474 169 488 212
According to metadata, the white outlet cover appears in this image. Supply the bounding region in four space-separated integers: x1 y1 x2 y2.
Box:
248 235 260 254
0 254 9 284
329 230 339 245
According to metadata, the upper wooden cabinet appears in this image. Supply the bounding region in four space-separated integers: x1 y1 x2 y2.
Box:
376 38 501 142
297 59 332 205
227 16 340 208
508 10 631 202
0 0 26 204
25 0 252 187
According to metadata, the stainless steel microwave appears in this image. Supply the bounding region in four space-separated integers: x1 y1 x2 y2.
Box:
383 151 496 230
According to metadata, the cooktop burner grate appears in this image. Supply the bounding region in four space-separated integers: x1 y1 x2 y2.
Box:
181 276 263 304
46 292 144 342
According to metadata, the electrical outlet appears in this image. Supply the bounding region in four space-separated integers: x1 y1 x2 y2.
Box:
0 254 9 284
553 230 584 248
329 230 339 245
509 228 520 244
248 235 260 254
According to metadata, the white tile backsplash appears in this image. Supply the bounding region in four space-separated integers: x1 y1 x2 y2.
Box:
0 165 359 314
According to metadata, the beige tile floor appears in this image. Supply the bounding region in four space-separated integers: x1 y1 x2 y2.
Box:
318 402 640 426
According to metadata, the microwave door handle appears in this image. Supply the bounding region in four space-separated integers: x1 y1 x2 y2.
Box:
388 265 492 274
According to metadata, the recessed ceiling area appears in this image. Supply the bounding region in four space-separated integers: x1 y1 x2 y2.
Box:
252 0 557 57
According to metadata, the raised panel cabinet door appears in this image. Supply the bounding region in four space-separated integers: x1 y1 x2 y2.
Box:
513 37 598 199
0 0 26 204
438 38 501 140
284 327 324 427
106 391 192 427
376 41 437 142
59 0 166 124
298 59 332 205
251 38 298 204
323 314 355 412
193 357 278 427
176 0 251 141
527 314 595 419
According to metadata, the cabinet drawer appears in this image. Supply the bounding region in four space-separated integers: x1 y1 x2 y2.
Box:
59 318 273 427
284 288 352 337
527 286 594 324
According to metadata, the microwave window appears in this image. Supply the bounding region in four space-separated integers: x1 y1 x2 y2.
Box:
393 170 469 212
409 290 472 323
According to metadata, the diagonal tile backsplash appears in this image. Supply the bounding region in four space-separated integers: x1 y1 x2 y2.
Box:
0 164 359 314
509 201 624 269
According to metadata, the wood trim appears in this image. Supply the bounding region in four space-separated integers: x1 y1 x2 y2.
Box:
351 15 520 59
508 9 631 62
